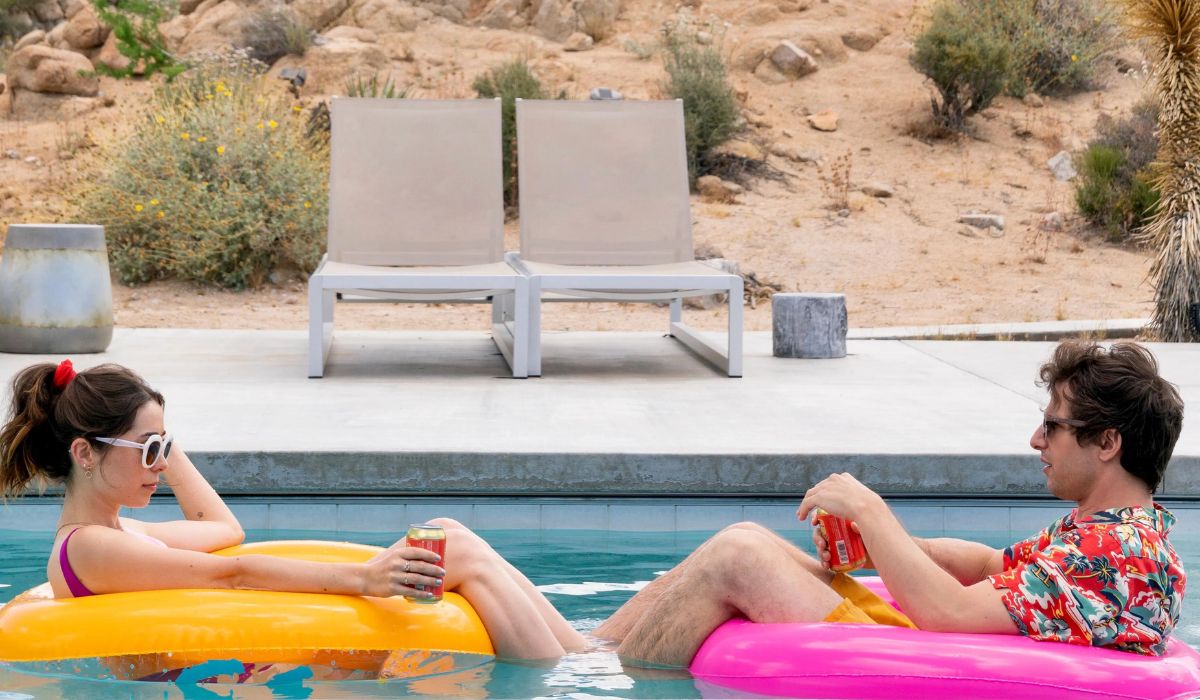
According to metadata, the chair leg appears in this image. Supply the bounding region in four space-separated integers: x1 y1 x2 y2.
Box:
528 277 543 377
512 277 529 378
727 278 744 378
307 279 334 378
669 298 683 335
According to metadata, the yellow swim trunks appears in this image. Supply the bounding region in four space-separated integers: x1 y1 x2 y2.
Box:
823 573 917 629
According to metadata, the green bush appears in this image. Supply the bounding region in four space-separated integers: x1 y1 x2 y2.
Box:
345 72 409 99
78 56 328 288
472 59 558 210
911 0 1011 132
660 18 741 185
238 7 310 66
1074 101 1160 242
90 0 186 80
990 0 1117 97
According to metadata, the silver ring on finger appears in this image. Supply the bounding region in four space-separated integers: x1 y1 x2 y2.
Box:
404 574 410 586
403 561 411 574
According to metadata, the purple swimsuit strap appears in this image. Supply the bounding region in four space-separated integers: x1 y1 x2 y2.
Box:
59 527 95 598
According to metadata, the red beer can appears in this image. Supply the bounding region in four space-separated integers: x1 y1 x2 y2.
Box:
405 523 446 603
813 508 868 573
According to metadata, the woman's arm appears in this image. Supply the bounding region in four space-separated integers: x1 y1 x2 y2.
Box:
122 445 244 552
66 527 445 598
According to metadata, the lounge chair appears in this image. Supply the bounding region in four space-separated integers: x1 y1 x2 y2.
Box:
308 98 529 377
509 99 743 377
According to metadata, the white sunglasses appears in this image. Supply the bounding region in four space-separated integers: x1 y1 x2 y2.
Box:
94 434 174 468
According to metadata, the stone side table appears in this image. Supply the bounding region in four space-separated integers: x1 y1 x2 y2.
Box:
773 292 847 359
0 224 113 354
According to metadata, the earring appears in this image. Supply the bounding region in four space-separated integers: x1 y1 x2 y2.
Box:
84 465 93 479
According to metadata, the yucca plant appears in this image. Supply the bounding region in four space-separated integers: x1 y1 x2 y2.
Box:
1126 0 1200 341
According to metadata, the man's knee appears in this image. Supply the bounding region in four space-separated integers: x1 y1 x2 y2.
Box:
720 521 775 537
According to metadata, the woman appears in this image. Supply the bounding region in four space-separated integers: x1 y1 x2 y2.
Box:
0 360 586 664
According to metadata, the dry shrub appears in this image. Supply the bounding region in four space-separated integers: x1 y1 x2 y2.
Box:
1074 100 1159 242
77 55 328 289
818 151 853 211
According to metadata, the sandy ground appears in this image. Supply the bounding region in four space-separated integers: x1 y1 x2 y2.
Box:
0 0 1158 332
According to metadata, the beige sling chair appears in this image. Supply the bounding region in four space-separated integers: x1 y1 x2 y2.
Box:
307 98 530 377
509 99 743 377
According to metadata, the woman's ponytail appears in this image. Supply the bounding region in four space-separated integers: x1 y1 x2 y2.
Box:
0 364 69 499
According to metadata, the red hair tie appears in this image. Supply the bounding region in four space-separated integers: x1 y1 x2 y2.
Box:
53 359 76 390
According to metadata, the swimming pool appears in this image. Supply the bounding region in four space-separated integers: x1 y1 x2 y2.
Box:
2 525 1198 699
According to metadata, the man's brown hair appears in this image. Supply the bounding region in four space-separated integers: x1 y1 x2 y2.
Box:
1040 341 1184 492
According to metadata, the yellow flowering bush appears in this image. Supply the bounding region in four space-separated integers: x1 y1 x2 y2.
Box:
79 56 328 288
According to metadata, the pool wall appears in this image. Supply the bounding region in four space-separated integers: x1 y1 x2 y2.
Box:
3 497 1198 543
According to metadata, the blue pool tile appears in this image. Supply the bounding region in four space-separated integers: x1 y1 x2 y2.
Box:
0 503 59 531
744 504 806 533
229 503 270 530
338 503 407 534
475 504 540 530
122 502 182 523
1010 507 1069 537
675 505 745 533
541 504 608 530
407 503 475 528
269 502 338 531
945 506 1010 535
890 506 944 536
609 504 676 531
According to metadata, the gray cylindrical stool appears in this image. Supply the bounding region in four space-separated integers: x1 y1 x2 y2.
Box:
0 224 113 354
773 292 847 358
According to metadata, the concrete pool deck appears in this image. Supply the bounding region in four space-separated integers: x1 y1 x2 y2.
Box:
0 328 1197 499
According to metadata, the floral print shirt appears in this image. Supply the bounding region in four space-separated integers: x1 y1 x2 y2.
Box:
988 504 1185 655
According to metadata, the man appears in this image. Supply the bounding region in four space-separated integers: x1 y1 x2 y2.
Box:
595 341 1186 667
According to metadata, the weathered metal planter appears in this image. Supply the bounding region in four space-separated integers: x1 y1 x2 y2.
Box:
0 224 113 354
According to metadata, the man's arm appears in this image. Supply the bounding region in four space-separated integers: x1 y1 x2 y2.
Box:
799 474 1018 634
917 537 1005 585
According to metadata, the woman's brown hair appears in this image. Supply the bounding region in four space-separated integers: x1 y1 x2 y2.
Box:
0 363 164 499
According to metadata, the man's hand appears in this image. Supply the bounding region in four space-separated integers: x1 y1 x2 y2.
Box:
811 519 876 570
796 472 887 525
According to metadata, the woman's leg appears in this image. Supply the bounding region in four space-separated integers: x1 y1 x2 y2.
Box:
429 518 587 656
595 522 829 643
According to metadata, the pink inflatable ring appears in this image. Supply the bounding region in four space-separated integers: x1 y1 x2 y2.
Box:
689 577 1200 700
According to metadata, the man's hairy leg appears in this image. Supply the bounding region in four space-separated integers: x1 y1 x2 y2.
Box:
614 527 843 668
595 522 830 643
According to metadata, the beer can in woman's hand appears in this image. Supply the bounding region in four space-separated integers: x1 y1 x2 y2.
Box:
405 523 446 603
813 508 868 573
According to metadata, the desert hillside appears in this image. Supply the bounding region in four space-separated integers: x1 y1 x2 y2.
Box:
0 0 1157 331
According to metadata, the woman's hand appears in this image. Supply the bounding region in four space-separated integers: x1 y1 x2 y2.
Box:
364 545 446 599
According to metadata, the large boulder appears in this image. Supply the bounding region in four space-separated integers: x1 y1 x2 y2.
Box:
64 3 109 50
177 0 245 55
10 89 99 120
341 0 421 32
6 45 99 96
478 0 520 29
93 30 133 73
31 0 64 24
532 0 574 41
14 30 46 51
291 0 352 31
271 34 389 94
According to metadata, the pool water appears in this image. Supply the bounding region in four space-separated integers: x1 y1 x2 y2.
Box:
2 527 1198 699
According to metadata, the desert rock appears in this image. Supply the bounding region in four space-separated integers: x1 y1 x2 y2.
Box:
64 3 109 50
7 45 99 96
770 41 818 78
563 32 593 51
14 30 46 51
807 110 839 131
840 29 880 51
272 35 389 94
